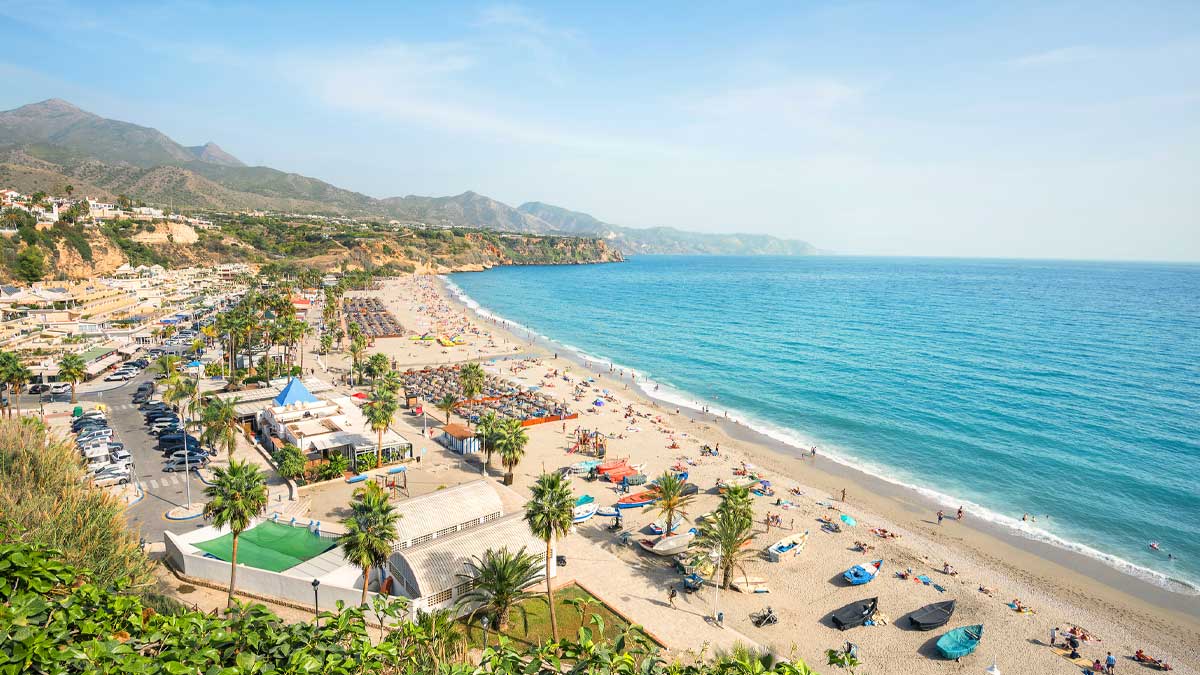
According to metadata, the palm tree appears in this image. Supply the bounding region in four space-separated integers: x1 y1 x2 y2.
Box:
695 505 755 590
338 486 401 605
202 459 269 606
475 410 501 471
718 484 755 523
348 335 367 386
154 354 181 386
653 471 695 537
524 472 575 641
434 394 458 424
456 547 543 632
496 418 529 481
363 385 398 468
379 369 402 396
0 354 32 417
319 333 333 356
201 397 240 458
459 362 485 402
294 320 313 372
57 353 87 404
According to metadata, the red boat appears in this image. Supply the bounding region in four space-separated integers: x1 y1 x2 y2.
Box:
616 488 660 509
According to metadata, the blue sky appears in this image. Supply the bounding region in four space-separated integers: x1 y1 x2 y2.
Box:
1 1 1197 261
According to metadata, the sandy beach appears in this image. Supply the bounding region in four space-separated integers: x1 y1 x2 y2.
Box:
319 275 1199 674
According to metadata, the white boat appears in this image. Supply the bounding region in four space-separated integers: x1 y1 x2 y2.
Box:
648 513 684 535
731 575 770 593
573 502 598 524
766 529 809 562
638 531 696 556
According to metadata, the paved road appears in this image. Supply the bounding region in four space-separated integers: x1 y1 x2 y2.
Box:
75 373 211 543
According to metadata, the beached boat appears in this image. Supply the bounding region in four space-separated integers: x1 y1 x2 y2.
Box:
843 559 882 585
649 514 684 535
616 489 659 509
596 506 619 518
569 460 601 474
717 477 760 493
596 459 629 475
936 624 983 660
908 600 956 631
766 529 809 562
573 496 598 524
638 531 695 556
831 597 878 630
731 575 770 593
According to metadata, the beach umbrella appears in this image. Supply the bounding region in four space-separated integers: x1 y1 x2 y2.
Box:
840 514 858 527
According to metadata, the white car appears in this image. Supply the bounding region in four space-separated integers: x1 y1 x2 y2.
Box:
92 468 131 487
105 372 134 382
49 383 71 395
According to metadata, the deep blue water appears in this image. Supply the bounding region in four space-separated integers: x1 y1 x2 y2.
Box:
449 256 1200 592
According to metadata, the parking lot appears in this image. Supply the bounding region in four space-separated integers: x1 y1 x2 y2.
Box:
73 370 214 542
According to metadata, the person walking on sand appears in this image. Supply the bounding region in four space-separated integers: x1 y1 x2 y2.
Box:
841 488 847 502
1105 651 1116 673
937 510 945 525
957 506 964 520
668 587 678 608
1050 626 1057 647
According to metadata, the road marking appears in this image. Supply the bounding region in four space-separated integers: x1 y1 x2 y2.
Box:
149 479 159 490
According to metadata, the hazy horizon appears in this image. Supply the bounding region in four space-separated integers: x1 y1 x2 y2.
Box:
1 2 1197 262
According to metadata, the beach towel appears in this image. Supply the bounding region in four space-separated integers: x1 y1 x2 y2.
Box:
933 584 946 593
917 575 932 585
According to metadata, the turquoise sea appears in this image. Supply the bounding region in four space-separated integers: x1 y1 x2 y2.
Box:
448 256 1200 593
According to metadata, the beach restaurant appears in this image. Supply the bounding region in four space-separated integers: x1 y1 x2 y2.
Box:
257 377 414 469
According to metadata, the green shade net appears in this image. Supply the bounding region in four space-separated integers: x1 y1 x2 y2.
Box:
192 521 335 572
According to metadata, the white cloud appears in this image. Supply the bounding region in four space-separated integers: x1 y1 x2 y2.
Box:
284 41 672 156
1009 45 1101 68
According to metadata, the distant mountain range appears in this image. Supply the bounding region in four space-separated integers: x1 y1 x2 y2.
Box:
0 99 817 256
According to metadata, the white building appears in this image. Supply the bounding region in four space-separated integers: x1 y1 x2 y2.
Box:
258 377 413 468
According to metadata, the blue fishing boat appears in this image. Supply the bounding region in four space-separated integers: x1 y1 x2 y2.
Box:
936 624 983 660
843 559 882 585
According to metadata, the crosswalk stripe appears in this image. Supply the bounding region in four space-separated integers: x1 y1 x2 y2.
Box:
149 479 159 490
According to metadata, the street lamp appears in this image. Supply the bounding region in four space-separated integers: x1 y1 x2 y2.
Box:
708 549 723 626
311 578 320 623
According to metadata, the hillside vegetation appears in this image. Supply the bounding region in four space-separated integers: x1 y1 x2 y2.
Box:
0 99 818 256
0 207 622 283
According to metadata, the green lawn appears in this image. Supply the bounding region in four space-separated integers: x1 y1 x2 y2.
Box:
461 584 637 649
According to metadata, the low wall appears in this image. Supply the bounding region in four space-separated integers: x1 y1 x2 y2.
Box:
164 530 365 612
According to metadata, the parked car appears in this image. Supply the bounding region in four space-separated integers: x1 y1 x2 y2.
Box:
165 450 209 464
73 419 108 432
92 467 131 487
77 428 113 441
29 384 50 395
105 372 133 382
49 383 71 395
110 448 132 464
163 457 205 472
144 411 179 422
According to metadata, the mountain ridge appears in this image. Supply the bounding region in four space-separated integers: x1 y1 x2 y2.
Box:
0 99 817 255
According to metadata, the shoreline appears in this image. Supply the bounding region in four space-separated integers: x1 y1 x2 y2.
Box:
436 271 1200 667
446 273 1200 605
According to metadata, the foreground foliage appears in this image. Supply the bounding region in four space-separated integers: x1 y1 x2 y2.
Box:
0 417 150 590
0 538 820 674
